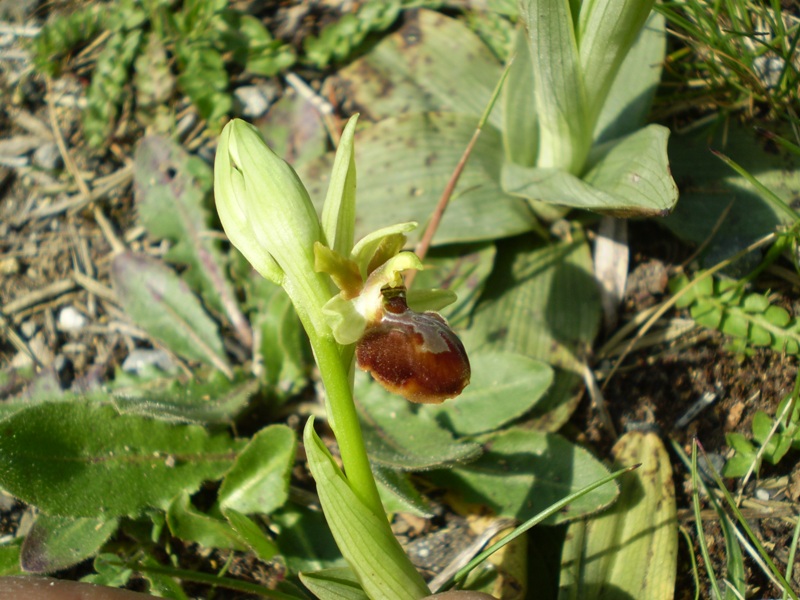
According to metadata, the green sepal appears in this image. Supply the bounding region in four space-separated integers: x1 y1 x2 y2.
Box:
321 115 359 257
351 222 417 279
314 242 363 299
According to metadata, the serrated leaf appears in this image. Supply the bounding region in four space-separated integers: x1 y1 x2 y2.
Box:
218 424 296 515
0 400 240 517
420 351 553 436
355 372 482 471
558 431 677 600
223 508 279 561
166 491 247 551
111 252 231 377
502 125 678 217
303 420 430 599
430 427 617 523
373 466 433 519
20 514 119 573
134 136 251 348
301 113 538 247
300 567 368 600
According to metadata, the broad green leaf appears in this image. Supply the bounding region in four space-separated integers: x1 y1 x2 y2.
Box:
272 504 345 574
166 491 247 551
304 113 537 246
300 567 368 600
20 514 119 574
430 427 617 523
110 369 258 425
218 424 296 515
502 125 678 217
0 540 22 576
247 278 309 394
559 431 677 600
303 419 430 599
592 11 666 143
134 135 251 348
0 400 240 517
420 352 553 436
462 234 599 428
355 372 482 471
664 122 800 262
111 252 231 377
83 553 132 587
374 466 433 519
335 9 502 129
577 0 656 125
502 27 538 167
410 243 496 328
223 508 279 562
519 0 589 173
321 115 358 256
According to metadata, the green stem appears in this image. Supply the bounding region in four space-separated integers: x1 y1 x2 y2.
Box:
307 328 384 519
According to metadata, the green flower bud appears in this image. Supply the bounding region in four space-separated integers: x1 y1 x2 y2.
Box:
215 119 331 336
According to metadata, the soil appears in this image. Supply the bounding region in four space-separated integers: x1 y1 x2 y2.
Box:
1 3 799 600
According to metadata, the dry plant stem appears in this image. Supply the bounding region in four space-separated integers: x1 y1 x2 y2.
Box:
601 231 778 391
46 77 91 200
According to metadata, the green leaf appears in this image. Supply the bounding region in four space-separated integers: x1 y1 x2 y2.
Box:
166 491 247 551
218 424 296 515
272 504 345 574
321 115 358 257
222 507 279 562
20 514 119 573
302 113 538 247
355 372 482 471
111 252 231 377
592 11 665 143
0 400 240 517
420 351 553 436
558 431 676 600
334 9 503 130
0 540 22 576
303 419 430 599
577 0 656 125
300 567 368 600
502 125 678 217
409 243 496 328
373 466 433 519
519 0 589 173
502 28 538 167
431 427 617 523
134 135 251 348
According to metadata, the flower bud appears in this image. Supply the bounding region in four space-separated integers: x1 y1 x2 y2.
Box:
356 286 470 404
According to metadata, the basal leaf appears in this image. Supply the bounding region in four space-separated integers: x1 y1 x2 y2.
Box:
0 540 22 576
373 466 433 519
503 27 538 167
302 113 538 246
300 567 368 600
355 372 482 471
218 424 296 515
222 508 279 562
111 252 231 376
559 431 677 600
0 400 240 517
20 514 119 573
272 504 345 574
134 136 251 348
420 351 553 436
166 491 247 551
430 427 617 523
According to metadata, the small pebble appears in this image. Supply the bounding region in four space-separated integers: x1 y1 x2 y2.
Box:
32 141 63 170
121 349 175 374
20 319 37 338
755 488 770 501
57 306 87 332
234 83 279 119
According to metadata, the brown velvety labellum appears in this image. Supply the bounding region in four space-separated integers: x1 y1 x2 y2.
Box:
356 290 470 404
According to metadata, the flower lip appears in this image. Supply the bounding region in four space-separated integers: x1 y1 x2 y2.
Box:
356 286 470 404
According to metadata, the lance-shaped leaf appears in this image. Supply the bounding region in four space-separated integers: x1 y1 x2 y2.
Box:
111 252 231 377
519 0 589 173
321 115 358 257
304 418 430 600
134 135 252 348
0 400 241 517
300 567 368 600
558 431 677 600
20 514 119 573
